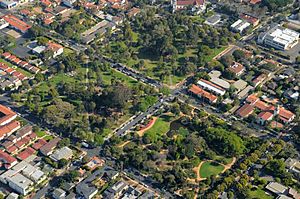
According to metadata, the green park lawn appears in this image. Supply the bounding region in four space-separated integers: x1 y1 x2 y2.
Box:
143 114 176 142
248 188 274 199
199 161 224 178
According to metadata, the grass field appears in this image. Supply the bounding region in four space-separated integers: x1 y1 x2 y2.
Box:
204 46 227 62
199 161 224 178
36 131 46 138
248 188 274 199
143 114 175 142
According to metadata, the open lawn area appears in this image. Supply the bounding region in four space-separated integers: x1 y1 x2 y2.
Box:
248 188 274 199
204 46 228 62
101 69 139 88
199 161 224 178
143 114 177 142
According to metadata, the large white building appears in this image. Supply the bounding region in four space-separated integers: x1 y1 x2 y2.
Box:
258 25 299 50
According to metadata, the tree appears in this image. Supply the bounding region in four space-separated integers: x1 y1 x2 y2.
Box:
58 159 69 169
233 49 245 61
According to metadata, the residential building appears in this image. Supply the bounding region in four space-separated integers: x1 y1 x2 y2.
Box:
62 0 76 7
6 192 19 199
0 104 17 126
258 25 299 50
0 120 21 140
252 73 267 87
257 111 274 125
39 137 61 156
265 182 288 196
85 156 105 171
0 151 17 169
205 14 221 26
47 41 64 58
189 84 218 104
228 62 245 76
103 180 129 199
53 188 66 199
171 0 205 13
236 103 254 118
0 170 34 195
0 0 17 9
285 158 300 174
2 14 32 33
240 13 260 26
0 18 9 29
197 79 226 96
50 146 73 161
230 19 250 33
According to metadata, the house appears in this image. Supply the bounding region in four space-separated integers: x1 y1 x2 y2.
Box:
197 79 226 96
53 188 66 199
0 150 17 169
0 104 17 126
205 14 221 26
0 170 33 195
85 156 105 171
189 84 218 104
240 13 260 26
257 111 273 125
252 74 267 87
62 0 76 7
285 158 300 174
0 18 9 29
231 19 250 33
102 180 129 199
39 137 61 156
278 107 295 123
0 0 17 9
171 0 206 13
236 103 254 118
265 182 288 196
47 41 63 58
6 192 19 199
2 14 31 33
50 146 73 161
0 120 21 140
228 62 245 76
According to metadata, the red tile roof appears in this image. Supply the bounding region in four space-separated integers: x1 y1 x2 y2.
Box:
249 0 261 5
189 84 218 103
270 121 284 129
6 145 18 154
17 147 36 160
258 111 273 121
0 105 17 125
32 139 47 150
254 100 269 111
3 14 32 33
240 14 259 25
176 0 205 6
228 62 244 75
47 41 63 52
0 63 9 71
0 120 20 139
279 108 295 121
0 150 17 164
2 52 11 58
29 132 37 140
15 136 30 149
236 103 254 118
